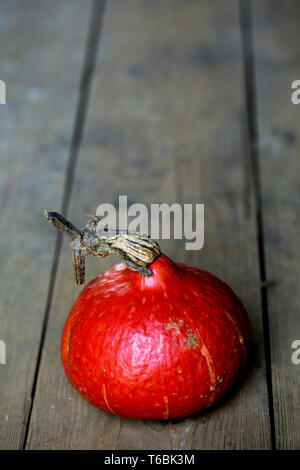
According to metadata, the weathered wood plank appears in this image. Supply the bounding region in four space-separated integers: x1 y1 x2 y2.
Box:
252 0 300 449
0 0 92 449
26 0 270 449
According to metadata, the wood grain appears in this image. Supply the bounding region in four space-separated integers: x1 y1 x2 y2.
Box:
26 0 270 449
0 0 92 449
252 0 300 449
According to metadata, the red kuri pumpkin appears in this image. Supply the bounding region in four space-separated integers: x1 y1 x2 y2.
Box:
45 211 252 420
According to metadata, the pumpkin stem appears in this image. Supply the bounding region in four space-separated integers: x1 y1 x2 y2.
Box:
43 210 161 285
43 211 83 241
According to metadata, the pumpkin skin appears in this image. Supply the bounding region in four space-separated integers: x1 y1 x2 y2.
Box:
61 254 252 420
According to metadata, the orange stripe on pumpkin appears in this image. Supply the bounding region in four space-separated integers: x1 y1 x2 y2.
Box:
163 395 169 420
196 328 217 405
224 310 247 357
102 384 115 415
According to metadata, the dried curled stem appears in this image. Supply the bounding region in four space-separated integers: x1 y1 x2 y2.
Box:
43 210 161 285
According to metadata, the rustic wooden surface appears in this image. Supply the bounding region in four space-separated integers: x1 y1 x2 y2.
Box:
0 0 299 450
0 0 93 449
252 0 300 449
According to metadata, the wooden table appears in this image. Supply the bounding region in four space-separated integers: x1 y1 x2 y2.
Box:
0 0 299 450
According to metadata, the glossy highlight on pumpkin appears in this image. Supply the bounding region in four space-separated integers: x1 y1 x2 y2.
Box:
61 254 252 420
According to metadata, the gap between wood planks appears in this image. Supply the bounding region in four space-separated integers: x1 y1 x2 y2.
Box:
239 0 276 450
22 0 107 449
